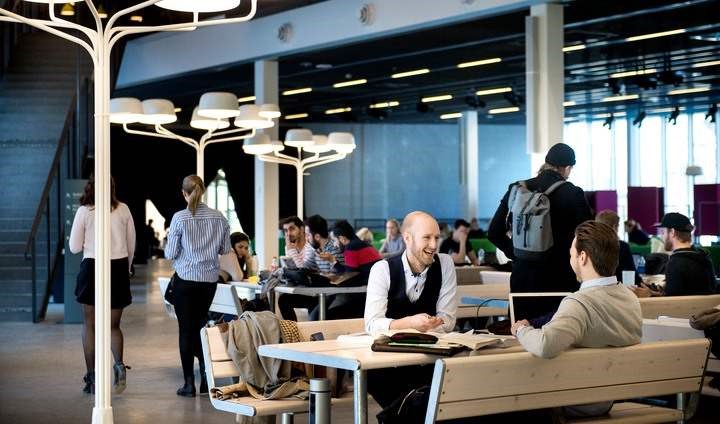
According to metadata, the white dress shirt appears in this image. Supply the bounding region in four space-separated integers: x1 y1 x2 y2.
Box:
68 203 136 270
364 252 458 333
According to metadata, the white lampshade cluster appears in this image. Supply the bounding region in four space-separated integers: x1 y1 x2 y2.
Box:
243 129 356 156
109 92 280 131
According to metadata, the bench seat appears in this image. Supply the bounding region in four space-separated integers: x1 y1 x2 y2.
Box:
565 402 682 424
210 392 354 417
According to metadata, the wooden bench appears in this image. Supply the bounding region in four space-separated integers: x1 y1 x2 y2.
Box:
479 270 511 285
200 318 364 422
424 339 710 424
457 283 510 319
639 294 720 319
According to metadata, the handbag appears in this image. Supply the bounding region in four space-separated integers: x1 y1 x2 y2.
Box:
164 274 177 305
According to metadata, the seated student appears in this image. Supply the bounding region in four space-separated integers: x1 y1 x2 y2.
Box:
355 227 374 245
511 221 642 418
379 218 405 258
624 218 650 245
281 216 314 267
468 217 486 239
439 219 479 266
595 210 641 285
631 213 716 298
365 211 458 408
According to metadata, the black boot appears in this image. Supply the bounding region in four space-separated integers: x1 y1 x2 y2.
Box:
83 371 94 394
198 365 208 395
176 377 196 397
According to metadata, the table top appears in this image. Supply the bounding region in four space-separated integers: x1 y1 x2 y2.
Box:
258 337 524 371
274 285 367 295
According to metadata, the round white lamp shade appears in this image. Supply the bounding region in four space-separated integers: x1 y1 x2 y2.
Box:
197 92 240 119
140 99 177 125
190 107 230 130
284 129 314 148
272 140 286 152
243 133 275 155
235 104 274 129
304 135 333 154
109 97 144 124
155 0 240 13
259 103 281 119
328 132 356 154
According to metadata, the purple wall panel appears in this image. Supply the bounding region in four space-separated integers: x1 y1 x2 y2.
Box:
694 184 720 235
628 187 664 231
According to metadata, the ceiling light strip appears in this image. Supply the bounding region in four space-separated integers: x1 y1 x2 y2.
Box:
285 113 309 120
563 44 586 52
692 60 720 68
237 96 256 103
333 79 367 88
456 58 502 68
625 28 686 42
602 94 639 102
391 69 430 79
282 87 312 96
369 101 399 109
421 94 452 103
325 107 352 115
440 112 462 120
488 106 520 114
610 69 657 78
563 101 576 107
667 87 711 95
475 87 512 96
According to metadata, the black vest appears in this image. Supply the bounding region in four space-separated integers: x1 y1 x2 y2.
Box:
386 254 442 319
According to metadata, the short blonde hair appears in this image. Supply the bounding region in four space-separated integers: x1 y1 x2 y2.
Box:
356 227 373 243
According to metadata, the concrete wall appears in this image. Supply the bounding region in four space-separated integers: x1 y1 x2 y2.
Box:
301 121 529 224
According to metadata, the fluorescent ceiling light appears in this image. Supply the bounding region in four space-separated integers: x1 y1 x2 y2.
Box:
60 4 74 16
325 107 352 115
475 87 512 96
649 107 686 113
97 4 108 19
129 14 143 22
625 28 686 42
489 106 520 114
667 86 711 95
282 87 312 96
457 58 502 68
285 113 309 120
391 69 430 79
369 101 399 109
237 96 256 103
440 112 462 120
173 107 182 113
421 94 452 103
563 44 586 52
155 0 240 13
563 101 576 107
692 60 720 68
610 69 656 78
602 94 639 102
333 79 367 88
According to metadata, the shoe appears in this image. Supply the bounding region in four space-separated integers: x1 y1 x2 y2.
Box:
83 371 94 394
176 383 196 397
113 362 130 394
199 376 208 395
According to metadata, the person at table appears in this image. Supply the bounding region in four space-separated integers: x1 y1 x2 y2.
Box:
468 217 486 239
278 214 343 320
488 142 593 319
281 216 313 267
631 213 716 298
218 232 256 282
624 218 650 245
595 210 641 285
439 219 479 266
511 221 642 418
364 211 458 408
379 218 405 258
356 227 374 245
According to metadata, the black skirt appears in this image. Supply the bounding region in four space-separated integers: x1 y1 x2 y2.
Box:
75 257 132 309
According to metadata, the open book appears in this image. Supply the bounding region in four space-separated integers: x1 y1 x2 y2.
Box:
377 329 516 351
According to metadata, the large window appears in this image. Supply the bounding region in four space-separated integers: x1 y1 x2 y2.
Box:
632 115 663 187
206 169 244 233
692 112 718 185
665 114 690 215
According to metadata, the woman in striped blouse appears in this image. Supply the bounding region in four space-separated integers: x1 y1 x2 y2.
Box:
165 175 231 397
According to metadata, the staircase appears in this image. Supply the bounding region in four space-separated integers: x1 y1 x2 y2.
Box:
0 32 89 321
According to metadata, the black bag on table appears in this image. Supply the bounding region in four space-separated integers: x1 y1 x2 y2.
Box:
282 268 331 287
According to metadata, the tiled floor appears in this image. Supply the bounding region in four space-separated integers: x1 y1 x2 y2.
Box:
1 259 718 423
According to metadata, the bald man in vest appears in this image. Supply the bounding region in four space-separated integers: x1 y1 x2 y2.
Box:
364 211 458 408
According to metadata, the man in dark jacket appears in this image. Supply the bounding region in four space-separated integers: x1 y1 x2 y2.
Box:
488 143 593 319
631 213 716 297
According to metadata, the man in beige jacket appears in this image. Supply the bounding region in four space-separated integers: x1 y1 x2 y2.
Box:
511 220 643 417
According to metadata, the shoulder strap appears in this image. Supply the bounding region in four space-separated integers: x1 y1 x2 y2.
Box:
543 180 567 196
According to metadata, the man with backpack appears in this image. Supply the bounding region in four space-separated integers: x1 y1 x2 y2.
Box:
488 142 593 320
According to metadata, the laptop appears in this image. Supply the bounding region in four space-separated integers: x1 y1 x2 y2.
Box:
508 292 572 324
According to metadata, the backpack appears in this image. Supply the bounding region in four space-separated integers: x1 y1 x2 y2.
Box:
506 179 566 260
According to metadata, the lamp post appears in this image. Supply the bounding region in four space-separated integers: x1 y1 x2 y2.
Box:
0 2 260 422
243 129 356 218
110 94 280 181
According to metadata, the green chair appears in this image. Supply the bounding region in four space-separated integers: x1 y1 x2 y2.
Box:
629 242 651 257
469 238 497 254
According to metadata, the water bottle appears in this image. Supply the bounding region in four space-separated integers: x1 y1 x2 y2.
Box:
477 248 485 265
308 378 331 424
270 256 278 272
637 256 646 275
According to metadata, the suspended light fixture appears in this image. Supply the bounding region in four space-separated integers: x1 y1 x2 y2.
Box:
97 4 108 19
259 103 281 119
328 132 356 154
198 92 240 119
155 0 241 13
284 129 314 148
109 98 144 124
235 104 274 129
304 135 332 154
140 99 177 125
242 133 275 155
60 3 74 16
190 107 230 130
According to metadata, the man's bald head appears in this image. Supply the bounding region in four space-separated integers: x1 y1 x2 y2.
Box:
401 211 441 269
401 211 437 234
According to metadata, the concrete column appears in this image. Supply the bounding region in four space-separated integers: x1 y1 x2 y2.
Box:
254 60 279 269
460 110 479 219
526 3 564 155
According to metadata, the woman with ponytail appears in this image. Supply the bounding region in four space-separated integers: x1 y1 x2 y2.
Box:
165 175 231 397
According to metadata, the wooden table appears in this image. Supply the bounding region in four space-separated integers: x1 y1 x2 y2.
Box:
258 337 523 424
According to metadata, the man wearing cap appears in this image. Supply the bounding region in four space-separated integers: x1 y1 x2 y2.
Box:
489 142 593 319
631 212 716 297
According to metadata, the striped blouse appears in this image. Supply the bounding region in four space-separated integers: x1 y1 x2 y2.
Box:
165 203 231 283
